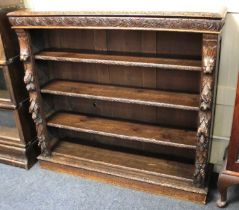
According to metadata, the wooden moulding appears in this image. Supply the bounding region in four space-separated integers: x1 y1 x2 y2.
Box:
0 100 16 110
0 101 38 169
41 80 199 111
7 10 225 34
47 111 197 149
39 140 208 204
35 50 202 71
0 139 39 169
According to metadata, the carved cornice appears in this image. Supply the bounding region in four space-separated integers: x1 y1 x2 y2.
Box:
9 16 223 33
15 29 49 156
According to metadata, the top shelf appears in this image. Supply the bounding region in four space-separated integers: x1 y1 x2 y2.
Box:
35 50 202 71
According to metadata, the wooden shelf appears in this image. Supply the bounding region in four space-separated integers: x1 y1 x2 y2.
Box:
35 50 202 71
0 88 15 109
0 99 16 110
0 90 10 99
38 140 207 203
0 126 20 141
41 140 194 180
47 112 197 149
41 80 199 111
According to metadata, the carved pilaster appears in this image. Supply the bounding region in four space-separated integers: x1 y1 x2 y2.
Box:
200 76 213 110
15 29 49 156
194 34 218 186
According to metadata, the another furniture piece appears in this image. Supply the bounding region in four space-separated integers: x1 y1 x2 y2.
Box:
217 74 239 208
8 7 226 203
0 4 38 168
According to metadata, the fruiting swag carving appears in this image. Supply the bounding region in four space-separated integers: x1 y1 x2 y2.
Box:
194 34 218 186
15 29 49 156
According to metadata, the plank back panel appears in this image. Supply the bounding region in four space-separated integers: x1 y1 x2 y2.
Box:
49 96 198 129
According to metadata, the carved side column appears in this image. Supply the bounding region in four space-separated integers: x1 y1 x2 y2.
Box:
15 29 49 156
194 34 218 187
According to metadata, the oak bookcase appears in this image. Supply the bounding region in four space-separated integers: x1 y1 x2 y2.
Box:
8 9 226 202
0 5 38 168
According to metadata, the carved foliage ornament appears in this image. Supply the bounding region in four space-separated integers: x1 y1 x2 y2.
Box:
15 29 49 156
9 16 223 32
200 76 213 110
194 34 218 187
194 111 212 186
24 63 36 91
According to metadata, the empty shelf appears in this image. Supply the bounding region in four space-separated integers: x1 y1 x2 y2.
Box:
47 112 197 149
41 80 199 111
35 50 202 71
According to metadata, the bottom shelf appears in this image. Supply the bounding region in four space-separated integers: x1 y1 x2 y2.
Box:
0 126 20 141
0 139 39 169
39 139 208 203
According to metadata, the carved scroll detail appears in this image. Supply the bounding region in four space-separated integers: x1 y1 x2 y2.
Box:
15 29 49 156
194 34 218 187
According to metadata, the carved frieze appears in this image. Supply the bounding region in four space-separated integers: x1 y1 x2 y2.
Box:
9 16 223 33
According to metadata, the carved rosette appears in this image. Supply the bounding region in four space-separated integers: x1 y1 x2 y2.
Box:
194 34 218 187
15 29 49 156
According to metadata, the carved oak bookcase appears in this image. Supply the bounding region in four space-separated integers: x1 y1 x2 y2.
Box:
0 6 38 168
8 9 225 202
